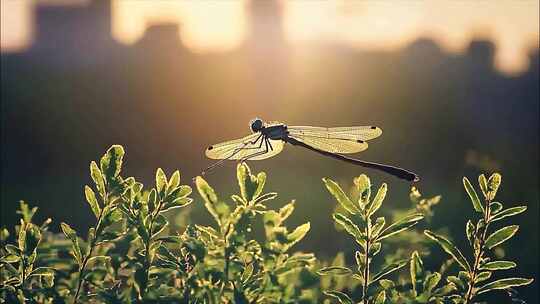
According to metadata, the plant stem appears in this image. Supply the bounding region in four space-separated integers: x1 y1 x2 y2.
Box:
362 218 371 304
140 200 164 301
21 256 27 288
464 198 492 304
220 224 233 299
73 244 95 304
73 195 107 304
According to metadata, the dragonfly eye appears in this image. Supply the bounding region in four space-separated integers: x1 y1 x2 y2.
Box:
250 118 263 132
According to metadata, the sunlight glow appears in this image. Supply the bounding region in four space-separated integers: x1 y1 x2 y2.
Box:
1 0 538 74
112 1 246 53
0 0 32 52
284 0 539 74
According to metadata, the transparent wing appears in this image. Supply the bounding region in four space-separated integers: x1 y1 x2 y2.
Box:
288 126 382 141
288 133 368 153
205 133 284 160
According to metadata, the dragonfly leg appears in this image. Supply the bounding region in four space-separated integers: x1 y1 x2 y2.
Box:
239 137 270 162
268 139 274 151
249 133 263 145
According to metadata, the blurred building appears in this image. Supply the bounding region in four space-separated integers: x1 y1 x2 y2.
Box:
134 23 188 58
31 0 119 66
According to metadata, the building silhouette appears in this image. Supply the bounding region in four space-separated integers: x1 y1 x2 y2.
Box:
32 0 117 65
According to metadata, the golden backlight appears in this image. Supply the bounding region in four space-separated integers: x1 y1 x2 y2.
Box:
112 1 247 53
1 0 538 74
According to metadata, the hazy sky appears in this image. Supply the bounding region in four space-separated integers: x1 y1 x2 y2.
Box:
1 0 539 74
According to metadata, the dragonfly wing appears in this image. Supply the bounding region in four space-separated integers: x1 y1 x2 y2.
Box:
205 133 284 160
288 126 382 141
288 133 368 154
247 140 284 160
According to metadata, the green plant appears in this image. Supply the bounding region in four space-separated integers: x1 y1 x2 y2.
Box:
59 145 133 303
192 163 318 303
0 202 56 303
0 146 535 304
118 167 193 301
424 173 533 303
319 174 425 304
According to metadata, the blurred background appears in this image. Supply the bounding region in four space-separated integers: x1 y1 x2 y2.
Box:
1 0 538 301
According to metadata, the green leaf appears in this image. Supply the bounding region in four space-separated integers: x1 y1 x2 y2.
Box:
466 220 475 245
278 201 295 221
323 178 359 214
486 173 502 200
374 290 386 304
379 279 395 290
0 227 9 242
169 185 192 200
60 222 82 265
355 250 364 270
100 145 124 180
423 272 442 293
162 198 193 212
367 183 387 217
18 222 26 252
371 259 408 283
463 177 484 213
196 176 229 227
24 224 41 255
87 255 111 265
237 163 260 202
167 170 180 193
0 254 20 263
432 283 458 297
156 168 167 196
317 266 352 276
485 225 519 249
475 271 492 283
253 192 277 205
447 276 465 290
410 251 423 296
28 267 55 277
253 172 266 200
148 188 157 211
152 214 169 239
478 174 488 198
369 242 382 256
354 174 371 209
84 185 101 219
195 225 219 239
90 161 105 198
480 261 516 271
424 230 471 272
490 206 527 222
332 213 365 246
5 244 21 255
489 201 503 214
17 201 37 223
136 213 150 242
377 213 424 241
371 217 386 240
477 278 534 295
324 290 353 304
287 222 310 248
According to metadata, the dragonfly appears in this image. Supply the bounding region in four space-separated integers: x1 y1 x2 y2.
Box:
203 118 419 182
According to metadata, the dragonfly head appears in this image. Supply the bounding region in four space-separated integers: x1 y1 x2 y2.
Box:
250 118 264 132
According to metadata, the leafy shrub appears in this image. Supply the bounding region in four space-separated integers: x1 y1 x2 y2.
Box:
424 173 533 304
0 145 534 303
